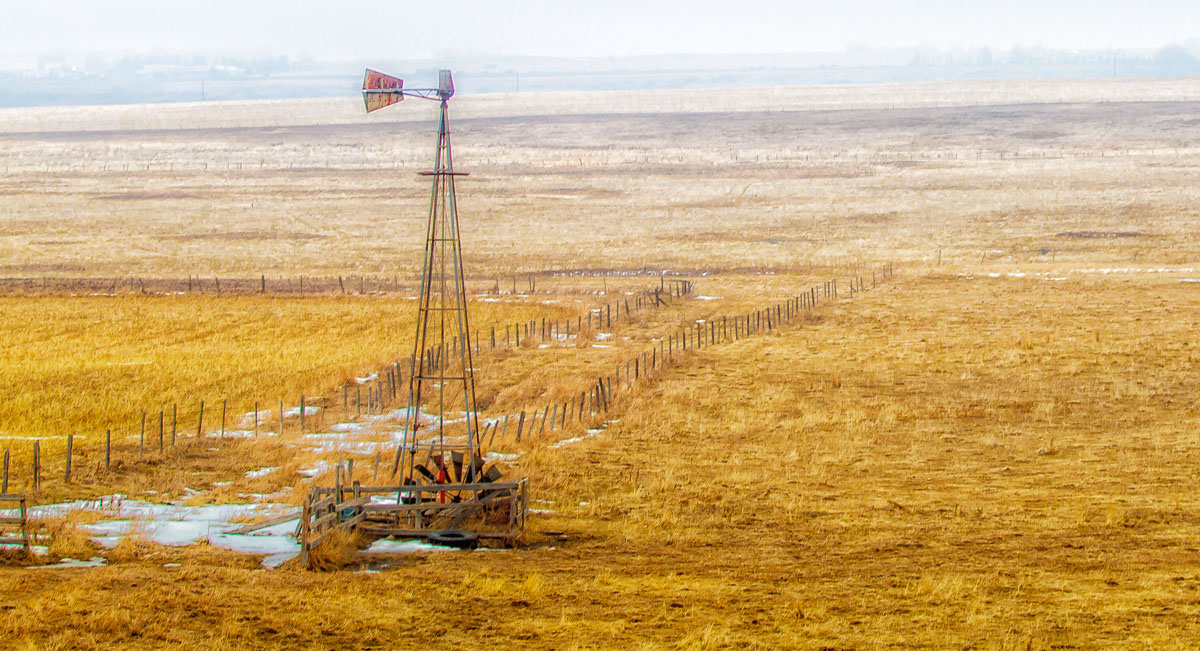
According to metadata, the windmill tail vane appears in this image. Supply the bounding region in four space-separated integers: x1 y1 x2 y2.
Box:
362 68 454 113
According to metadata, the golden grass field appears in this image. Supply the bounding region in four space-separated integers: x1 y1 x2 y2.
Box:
2 78 1200 648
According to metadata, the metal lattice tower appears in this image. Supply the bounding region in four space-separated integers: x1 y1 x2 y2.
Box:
362 69 481 486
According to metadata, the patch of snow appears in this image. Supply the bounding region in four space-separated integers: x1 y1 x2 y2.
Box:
595 332 614 341
330 421 371 433
356 373 378 384
484 451 522 463
298 460 331 478
365 539 456 554
18 495 302 561
591 344 612 348
245 466 278 479
283 405 321 418
262 552 298 568
548 428 605 449
529 509 556 515
695 295 722 301
238 410 271 428
1181 279 1200 283
29 556 106 569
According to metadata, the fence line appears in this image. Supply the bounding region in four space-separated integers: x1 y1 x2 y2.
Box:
0 266 896 497
0 272 687 298
0 277 696 495
458 265 895 458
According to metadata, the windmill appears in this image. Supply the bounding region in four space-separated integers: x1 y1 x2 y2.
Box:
362 69 482 490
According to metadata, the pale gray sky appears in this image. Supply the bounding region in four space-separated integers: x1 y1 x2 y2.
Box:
2 0 1196 59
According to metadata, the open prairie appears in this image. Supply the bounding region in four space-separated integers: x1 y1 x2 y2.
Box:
2 78 1200 649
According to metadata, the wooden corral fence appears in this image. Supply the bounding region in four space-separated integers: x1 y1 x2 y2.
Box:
297 476 528 568
0 494 31 553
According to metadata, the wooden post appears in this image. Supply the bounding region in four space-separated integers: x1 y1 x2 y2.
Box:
159 410 164 453
262 274 266 293
105 430 111 473
140 411 146 457
300 395 306 432
65 434 73 482
171 404 177 446
197 400 205 439
515 411 526 442
221 399 227 436
254 402 259 437
549 403 558 431
2 446 8 493
32 441 40 490
539 406 550 437
278 399 284 435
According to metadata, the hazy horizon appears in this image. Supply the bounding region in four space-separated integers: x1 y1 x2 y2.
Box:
3 0 1197 60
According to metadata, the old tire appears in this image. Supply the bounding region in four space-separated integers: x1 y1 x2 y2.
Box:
428 529 479 549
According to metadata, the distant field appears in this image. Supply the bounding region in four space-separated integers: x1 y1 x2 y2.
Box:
1 86 1198 279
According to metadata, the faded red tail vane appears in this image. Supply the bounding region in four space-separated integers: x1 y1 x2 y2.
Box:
362 69 404 113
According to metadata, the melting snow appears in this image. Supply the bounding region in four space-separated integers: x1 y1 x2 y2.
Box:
365 539 456 554
484 451 522 463
11 496 301 562
548 428 605 449
29 557 107 569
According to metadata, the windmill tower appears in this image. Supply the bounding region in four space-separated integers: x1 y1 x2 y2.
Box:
362 69 482 487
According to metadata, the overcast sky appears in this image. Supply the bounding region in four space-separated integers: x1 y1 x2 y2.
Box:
2 0 1196 59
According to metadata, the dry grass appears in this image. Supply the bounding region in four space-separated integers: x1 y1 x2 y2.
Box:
0 294 562 438
3 82 1200 647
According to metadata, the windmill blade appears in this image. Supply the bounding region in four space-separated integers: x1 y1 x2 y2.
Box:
363 68 404 113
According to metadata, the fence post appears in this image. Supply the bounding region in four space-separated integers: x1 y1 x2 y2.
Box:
32 441 40 490
515 411 526 442
140 411 146 457
196 400 205 439
105 430 111 473
171 404 177 446
2 446 8 493
159 410 164 453
221 400 227 436
65 434 73 482
300 395 306 432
